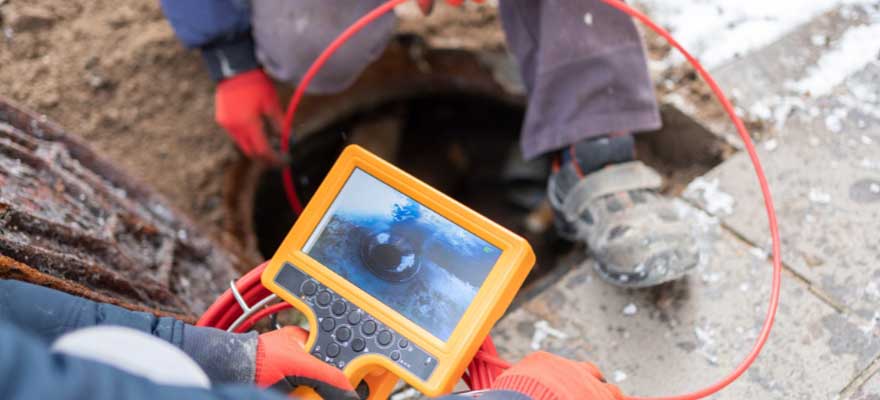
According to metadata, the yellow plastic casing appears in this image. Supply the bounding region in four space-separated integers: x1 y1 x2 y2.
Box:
261 145 535 398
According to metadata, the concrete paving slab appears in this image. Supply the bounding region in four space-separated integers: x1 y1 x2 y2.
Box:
492 224 880 399
683 63 880 320
850 369 880 399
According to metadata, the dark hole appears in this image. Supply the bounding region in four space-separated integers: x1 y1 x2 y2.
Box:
369 244 404 270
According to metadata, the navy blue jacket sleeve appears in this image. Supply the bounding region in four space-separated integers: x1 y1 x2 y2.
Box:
0 280 530 399
0 280 258 384
0 321 289 400
158 0 250 49
0 279 186 345
158 0 260 81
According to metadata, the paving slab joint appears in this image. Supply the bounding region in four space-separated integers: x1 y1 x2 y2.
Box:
679 195 854 316
840 352 880 399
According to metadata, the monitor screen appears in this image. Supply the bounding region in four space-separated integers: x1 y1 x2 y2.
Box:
303 168 502 341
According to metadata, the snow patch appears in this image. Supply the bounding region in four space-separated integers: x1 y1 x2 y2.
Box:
789 19 880 97
694 324 719 365
530 320 568 350
685 177 736 216
749 247 768 259
637 0 864 68
808 188 832 204
825 114 843 133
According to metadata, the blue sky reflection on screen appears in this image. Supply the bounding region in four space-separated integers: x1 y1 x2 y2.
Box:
303 168 501 341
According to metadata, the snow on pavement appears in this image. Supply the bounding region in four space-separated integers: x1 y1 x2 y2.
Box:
788 13 880 97
640 1 880 131
637 0 859 68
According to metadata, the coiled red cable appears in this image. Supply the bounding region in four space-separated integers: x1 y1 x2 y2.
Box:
211 0 783 398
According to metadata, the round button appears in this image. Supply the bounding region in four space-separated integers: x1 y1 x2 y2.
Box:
398 338 408 348
351 337 366 352
377 330 393 346
320 318 336 332
361 320 377 336
390 351 401 361
336 326 352 342
331 300 347 316
316 291 332 306
347 311 362 325
326 343 341 358
301 280 318 296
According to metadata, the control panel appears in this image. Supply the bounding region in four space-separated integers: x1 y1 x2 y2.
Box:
274 262 438 380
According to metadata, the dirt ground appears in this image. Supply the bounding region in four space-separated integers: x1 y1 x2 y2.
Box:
1 0 235 229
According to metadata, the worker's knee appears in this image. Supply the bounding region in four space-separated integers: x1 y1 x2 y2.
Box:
251 0 397 93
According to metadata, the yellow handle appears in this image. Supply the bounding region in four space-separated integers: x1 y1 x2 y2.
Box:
290 386 323 399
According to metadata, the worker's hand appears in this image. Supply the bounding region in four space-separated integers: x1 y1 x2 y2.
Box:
492 352 624 400
416 0 484 15
256 326 358 399
215 69 283 164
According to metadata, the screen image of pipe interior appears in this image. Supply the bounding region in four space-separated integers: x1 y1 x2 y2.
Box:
303 168 502 341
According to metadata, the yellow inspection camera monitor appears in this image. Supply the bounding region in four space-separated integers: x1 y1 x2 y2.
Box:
262 145 535 398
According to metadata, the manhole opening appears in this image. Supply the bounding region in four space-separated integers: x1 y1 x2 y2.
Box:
251 93 730 281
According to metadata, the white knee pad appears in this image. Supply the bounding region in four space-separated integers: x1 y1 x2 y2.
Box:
52 326 210 388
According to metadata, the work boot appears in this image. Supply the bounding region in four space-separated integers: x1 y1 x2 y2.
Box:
548 134 699 287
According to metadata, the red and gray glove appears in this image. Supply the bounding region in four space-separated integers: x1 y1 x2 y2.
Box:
182 325 356 399
215 69 283 164
491 352 624 400
254 327 358 399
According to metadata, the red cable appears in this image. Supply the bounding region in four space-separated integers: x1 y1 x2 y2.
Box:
245 0 782 398
279 0 411 215
197 262 269 327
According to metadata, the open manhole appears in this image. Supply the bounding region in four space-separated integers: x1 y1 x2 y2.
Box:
227 38 733 284
252 94 570 277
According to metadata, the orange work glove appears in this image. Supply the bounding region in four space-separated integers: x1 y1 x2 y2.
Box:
255 327 358 399
215 69 283 164
492 352 624 400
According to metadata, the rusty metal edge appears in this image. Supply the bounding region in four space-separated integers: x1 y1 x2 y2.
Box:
0 95 260 272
